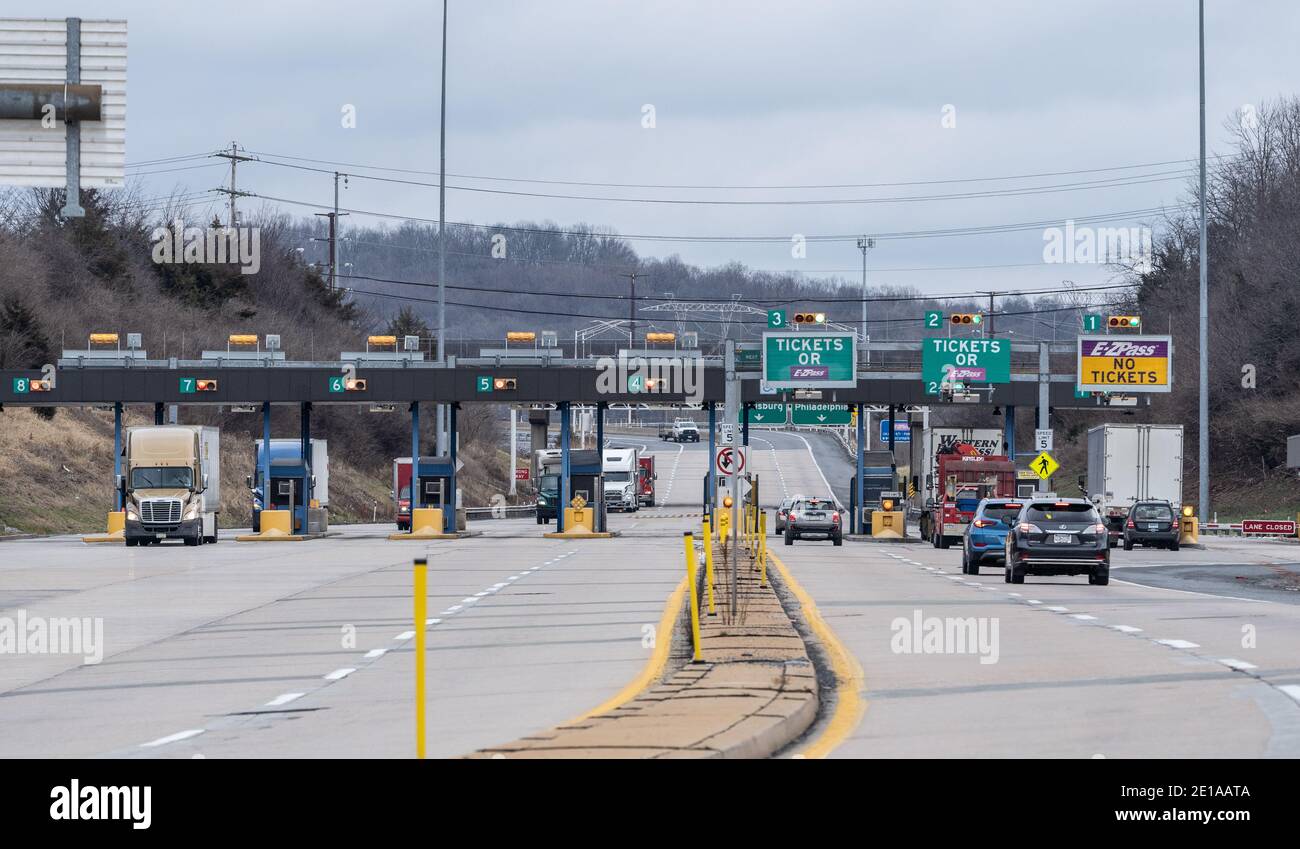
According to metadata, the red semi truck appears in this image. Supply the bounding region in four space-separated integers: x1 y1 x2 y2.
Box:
922 443 1017 548
638 455 656 507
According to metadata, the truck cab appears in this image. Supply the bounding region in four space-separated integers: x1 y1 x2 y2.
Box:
602 448 640 512
638 455 656 506
122 425 220 547
924 445 1016 549
671 420 700 442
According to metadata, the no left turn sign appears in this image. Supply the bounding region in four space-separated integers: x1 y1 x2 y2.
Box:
715 446 746 475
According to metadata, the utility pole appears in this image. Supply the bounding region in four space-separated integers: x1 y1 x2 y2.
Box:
436 0 449 454
985 291 996 337
213 141 253 227
1197 0 1210 519
856 237 874 347
618 271 647 347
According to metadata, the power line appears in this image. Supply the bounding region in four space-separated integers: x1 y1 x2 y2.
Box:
244 154 1193 206
249 189 1183 244
245 147 1230 190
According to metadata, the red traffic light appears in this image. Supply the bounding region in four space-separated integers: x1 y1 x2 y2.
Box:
195 379 218 392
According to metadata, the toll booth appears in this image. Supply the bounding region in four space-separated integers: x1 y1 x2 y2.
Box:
849 467 896 535
250 439 329 534
398 455 464 531
566 449 605 531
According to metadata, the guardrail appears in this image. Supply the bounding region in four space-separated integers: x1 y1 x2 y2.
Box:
463 504 537 521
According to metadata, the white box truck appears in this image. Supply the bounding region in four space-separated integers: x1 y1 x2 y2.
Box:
1086 424 1184 546
121 425 220 547
602 447 641 512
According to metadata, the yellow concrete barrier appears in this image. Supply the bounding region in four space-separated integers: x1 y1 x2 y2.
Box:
389 507 461 541
237 509 305 542
543 500 614 538
82 511 126 544
871 510 905 540
1179 516 1200 546
683 532 702 662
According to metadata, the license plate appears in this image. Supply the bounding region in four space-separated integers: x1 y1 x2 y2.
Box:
156 533 166 539
1052 533 1073 544
1147 524 1159 531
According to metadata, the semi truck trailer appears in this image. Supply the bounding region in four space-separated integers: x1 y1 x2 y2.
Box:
1085 423 1184 546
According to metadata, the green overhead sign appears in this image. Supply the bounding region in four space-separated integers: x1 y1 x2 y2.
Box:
762 332 857 389
791 403 852 426
742 402 788 425
922 337 1010 394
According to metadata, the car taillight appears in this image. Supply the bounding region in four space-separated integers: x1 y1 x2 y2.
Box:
973 518 994 528
1126 519 1135 528
1094 523 1108 534
1018 522 1043 534
789 513 799 522
831 513 840 523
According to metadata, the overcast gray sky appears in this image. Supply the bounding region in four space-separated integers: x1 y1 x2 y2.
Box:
62 0 1300 293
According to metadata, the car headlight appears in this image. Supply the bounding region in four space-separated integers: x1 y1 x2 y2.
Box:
400 505 410 513
184 502 200 520
126 508 138 521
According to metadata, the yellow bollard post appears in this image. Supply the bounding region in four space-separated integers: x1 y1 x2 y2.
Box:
683 532 703 661
702 517 716 615
760 511 768 587
414 557 427 759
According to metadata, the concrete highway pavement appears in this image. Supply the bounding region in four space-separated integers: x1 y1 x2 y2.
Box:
776 534 1300 758
0 519 686 758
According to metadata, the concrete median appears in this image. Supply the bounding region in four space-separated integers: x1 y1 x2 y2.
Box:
469 535 818 759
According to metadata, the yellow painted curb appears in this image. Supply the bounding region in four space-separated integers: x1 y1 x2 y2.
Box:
571 576 688 721
768 551 866 759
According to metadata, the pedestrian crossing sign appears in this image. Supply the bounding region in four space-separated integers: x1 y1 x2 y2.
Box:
1029 451 1059 480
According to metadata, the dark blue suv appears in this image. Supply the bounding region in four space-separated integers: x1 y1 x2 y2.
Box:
962 498 1023 575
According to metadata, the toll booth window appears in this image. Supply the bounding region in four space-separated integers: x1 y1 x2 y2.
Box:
131 467 193 489
278 481 293 496
424 481 442 497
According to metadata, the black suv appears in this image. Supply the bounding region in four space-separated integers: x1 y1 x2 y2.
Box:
1004 498 1110 585
1123 501 1180 551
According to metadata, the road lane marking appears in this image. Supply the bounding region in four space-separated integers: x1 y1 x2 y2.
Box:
1111 625 1143 633
363 649 387 659
140 729 204 748
1069 614 1098 620
569 576 688 722
1045 606 1070 612
324 667 357 681
394 630 415 640
769 551 866 760
265 692 305 707
1281 685 1300 704
1218 658 1257 671
1155 639 1200 649
1027 600 1042 605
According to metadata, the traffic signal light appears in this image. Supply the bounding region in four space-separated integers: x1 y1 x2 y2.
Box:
344 378 367 391
28 379 52 392
793 312 826 325
493 377 517 391
1108 315 1141 329
195 379 218 392
950 313 983 325
645 332 676 343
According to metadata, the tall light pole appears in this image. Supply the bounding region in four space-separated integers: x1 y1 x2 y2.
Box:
436 0 448 454
856 237 874 347
1198 0 1210 518
618 271 648 346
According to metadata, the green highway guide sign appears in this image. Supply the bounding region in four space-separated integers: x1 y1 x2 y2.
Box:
742 402 788 425
922 337 1010 394
791 403 852 426
762 332 856 389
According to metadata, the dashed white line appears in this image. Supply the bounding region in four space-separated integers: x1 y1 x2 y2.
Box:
1111 625 1143 633
265 692 305 707
363 648 387 659
1045 606 1070 613
1280 685 1300 704
324 667 357 681
394 630 415 640
140 729 204 748
1154 639 1200 650
1218 658 1257 671
1069 614 1098 621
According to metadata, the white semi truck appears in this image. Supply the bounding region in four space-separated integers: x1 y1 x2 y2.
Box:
1086 423 1184 546
121 425 220 547
602 447 641 512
